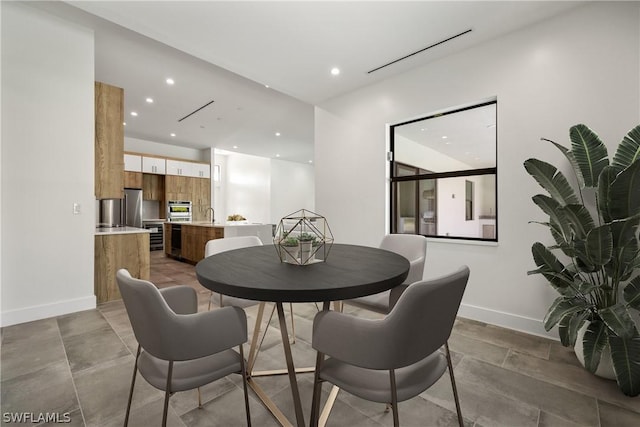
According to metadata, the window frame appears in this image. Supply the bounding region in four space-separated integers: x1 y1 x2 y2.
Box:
389 100 498 242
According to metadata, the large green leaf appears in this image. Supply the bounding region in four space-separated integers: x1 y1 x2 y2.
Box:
608 329 640 397
607 160 640 220
598 166 617 223
530 242 577 294
524 159 579 205
570 124 610 188
542 137 585 188
561 204 595 239
607 215 640 281
582 320 608 373
532 195 572 242
598 304 637 339
612 124 640 170
584 225 613 266
623 276 640 310
544 297 588 331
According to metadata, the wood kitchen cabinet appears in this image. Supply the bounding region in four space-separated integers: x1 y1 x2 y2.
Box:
192 178 211 222
124 171 143 189
166 224 223 263
95 232 150 303
95 82 124 199
143 173 165 201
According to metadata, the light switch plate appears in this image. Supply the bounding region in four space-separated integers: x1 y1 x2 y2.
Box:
73 203 81 215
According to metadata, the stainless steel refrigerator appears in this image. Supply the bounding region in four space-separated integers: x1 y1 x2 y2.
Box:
124 188 143 228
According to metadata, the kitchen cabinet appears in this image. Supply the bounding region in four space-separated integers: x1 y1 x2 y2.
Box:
166 159 193 177
192 163 210 178
95 81 124 199
95 232 150 303
167 159 210 178
124 154 142 172
143 173 165 201
143 156 166 174
164 223 223 263
124 171 143 189
192 178 211 222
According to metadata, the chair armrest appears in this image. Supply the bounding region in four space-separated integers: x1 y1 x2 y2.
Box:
313 310 398 370
160 306 248 361
159 286 198 315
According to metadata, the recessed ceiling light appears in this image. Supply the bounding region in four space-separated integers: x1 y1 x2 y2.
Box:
330 67 340 76
130 111 138 117
146 97 154 103
170 133 176 137
264 84 270 88
445 142 451 145
308 160 313 164
276 154 281 158
166 78 174 85
441 135 447 139
123 122 126 126
275 132 281 137
421 128 426 131
233 145 238 149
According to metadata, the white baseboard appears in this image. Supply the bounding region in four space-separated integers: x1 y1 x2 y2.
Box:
1 295 96 327
458 302 558 340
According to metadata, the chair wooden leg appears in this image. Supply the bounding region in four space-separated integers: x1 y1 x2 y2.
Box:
207 291 213 311
162 361 173 427
445 342 464 427
197 387 202 408
288 302 296 344
124 345 141 427
389 369 399 427
239 345 252 426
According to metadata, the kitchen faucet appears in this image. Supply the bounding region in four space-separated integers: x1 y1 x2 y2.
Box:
207 207 215 223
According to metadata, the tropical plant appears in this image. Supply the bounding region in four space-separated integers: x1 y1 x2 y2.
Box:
298 232 317 242
281 237 299 247
524 123 640 396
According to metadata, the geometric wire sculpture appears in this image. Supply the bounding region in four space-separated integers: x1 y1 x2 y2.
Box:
273 209 334 265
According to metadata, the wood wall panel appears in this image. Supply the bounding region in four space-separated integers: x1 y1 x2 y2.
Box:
95 82 124 199
95 233 150 303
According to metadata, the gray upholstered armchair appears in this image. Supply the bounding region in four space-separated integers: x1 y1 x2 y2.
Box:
311 266 469 427
346 234 427 314
116 269 251 427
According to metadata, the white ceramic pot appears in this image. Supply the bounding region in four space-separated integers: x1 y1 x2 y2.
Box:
574 323 616 380
282 246 299 264
299 241 313 264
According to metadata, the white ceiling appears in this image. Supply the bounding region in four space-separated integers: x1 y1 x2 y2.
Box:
40 1 581 163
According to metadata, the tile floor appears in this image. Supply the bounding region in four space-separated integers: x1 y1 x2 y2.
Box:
2 251 640 426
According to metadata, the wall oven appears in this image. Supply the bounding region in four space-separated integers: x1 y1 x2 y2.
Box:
167 200 192 222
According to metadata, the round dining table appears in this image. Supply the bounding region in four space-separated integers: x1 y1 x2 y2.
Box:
195 243 410 427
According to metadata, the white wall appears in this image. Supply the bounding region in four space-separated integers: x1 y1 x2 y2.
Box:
315 2 640 337
1 2 96 326
214 153 315 225
225 153 271 224
270 159 315 221
125 136 206 161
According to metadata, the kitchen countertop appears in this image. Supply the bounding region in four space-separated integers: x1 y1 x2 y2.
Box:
95 226 151 236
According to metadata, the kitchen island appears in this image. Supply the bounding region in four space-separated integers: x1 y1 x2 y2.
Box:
95 227 150 303
164 222 273 263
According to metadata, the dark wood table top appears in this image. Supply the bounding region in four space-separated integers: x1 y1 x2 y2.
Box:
195 243 410 303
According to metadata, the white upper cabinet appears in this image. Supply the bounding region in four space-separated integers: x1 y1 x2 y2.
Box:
192 162 211 178
166 159 192 176
166 159 210 178
142 156 166 175
124 154 142 172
